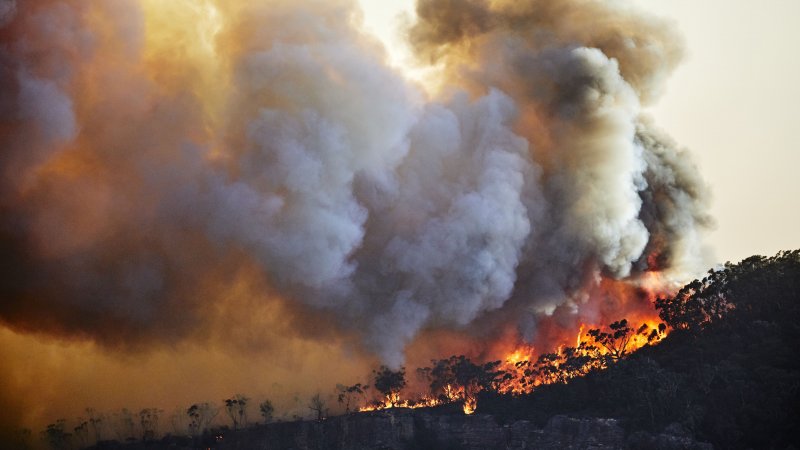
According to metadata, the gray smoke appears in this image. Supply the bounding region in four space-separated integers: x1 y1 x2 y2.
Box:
0 0 711 367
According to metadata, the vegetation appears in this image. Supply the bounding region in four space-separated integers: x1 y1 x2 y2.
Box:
307 393 328 421
258 399 275 424
223 395 248 430
27 250 800 449
336 383 369 413
479 250 800 449
372 366 407 407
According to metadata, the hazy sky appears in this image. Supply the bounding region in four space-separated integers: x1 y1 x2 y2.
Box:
359 0 800 264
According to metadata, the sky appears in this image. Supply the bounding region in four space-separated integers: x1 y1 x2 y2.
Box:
358 0 800 264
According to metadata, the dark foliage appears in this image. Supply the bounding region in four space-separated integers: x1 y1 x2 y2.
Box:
481 250 800 449
223 395 247 430
418 355 505 402
336 383 369 413
373 366 407 406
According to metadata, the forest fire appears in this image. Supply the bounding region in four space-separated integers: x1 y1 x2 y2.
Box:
0 0 714 437
356 271 672 415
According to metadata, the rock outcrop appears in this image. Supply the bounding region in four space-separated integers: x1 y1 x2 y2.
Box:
206 409 712 450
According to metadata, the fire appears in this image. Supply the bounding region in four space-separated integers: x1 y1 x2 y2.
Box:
506 346 535 365
352 271 676 416
358 384 478 415
358 395 442 412
493 272 673 395
462 396 477 415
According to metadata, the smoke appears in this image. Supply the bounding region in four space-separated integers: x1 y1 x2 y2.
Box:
0 0 712 427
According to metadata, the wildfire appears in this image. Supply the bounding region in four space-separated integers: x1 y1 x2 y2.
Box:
358 272 673 414
505 346 535 365
462 396 477 415
358 394 443 412
359 383 479 414
497 320 668 395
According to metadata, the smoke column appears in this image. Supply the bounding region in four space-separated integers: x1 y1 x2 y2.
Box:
0 0 711 430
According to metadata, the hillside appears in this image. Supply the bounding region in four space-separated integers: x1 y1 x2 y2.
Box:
478 250 800 448
25 250 799 450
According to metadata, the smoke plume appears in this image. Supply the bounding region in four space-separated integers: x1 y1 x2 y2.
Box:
0 0 711 429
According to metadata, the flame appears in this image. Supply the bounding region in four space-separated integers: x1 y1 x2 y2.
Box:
494 272 672 395
354 272 674 414
358 395 441 412
462 396 476 415
357 383 480 415
506 345 535 365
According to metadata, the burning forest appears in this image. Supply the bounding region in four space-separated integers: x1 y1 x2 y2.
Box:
0 0 716 444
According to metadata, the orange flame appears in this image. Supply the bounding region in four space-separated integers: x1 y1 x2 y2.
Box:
359 272 674 413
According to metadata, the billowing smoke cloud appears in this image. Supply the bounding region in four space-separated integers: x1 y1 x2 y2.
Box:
0 0 711 379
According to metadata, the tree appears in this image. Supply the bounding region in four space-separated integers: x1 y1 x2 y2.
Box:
139 408 161 441
258 400 275 424
73 420 89 448
587 319 634 362
372 366 407 406
561 341 605 379
419 356 505 403
336 383 368 412
186 402 218 436
41 420 70 450
85 408 103 444
655 250 800 332
114 408 135 442
308 393 327 421
223 394 248 430
168 407 187 435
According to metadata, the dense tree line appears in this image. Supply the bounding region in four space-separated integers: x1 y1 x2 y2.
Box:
25 250 800 449
479 250 800 449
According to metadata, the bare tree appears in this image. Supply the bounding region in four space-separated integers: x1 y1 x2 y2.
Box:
186 402 218 436
258 399 275 424
41 420 70 450
223 394 248 430
308 394 327 421
336 383 368 413
169 407 187 435
73 419 89 448
139 408 161 441
85 408 103 444
114 409 136 442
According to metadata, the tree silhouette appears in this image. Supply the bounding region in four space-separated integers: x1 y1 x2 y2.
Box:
85 408 103 444
114 408 135 442
336 383 368 412
73 419 89 448
223 394 248 430
587 319 634 362
258 399 275 424
419 356 504 403
186 402 218 436
139 408 161 441
373 366 407 406
41 420 70 450
308 393 327 421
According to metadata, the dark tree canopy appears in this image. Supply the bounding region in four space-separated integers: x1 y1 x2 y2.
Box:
477 249 800 450
372 366 407 406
